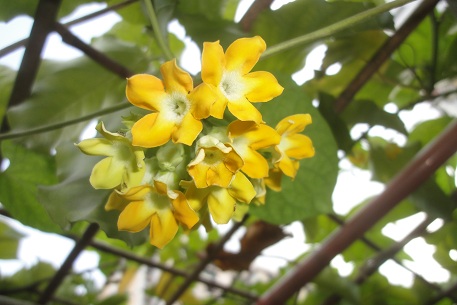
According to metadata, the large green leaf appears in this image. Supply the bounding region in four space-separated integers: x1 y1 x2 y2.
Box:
38 142 147 246
0 140 60 232
249 75 338 224
6 36 147 153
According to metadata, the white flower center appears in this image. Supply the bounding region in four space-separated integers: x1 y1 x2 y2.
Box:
219 70 245 101
163 92 190 123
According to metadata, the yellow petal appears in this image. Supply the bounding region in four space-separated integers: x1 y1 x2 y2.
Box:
160 59 193 94
225 36 266 75
90 157 124 189
171 191 199 229
126 74 166 111
118 200 155 232
172 112 202 146
210 89 228 119
149 210 178 248
75 138 115 157
229 121 280 150
264 168 282 192
244 71 284 102
105 190 129 211
278 156 300 178
276 114 312 136
201 41 224 86
184 182 210 211
207 188 236 224
283 134 315 159
227 172 256 203
240 149 269 178
131 113 174 148
123 165 145 189
188 83 217 120
153 180 168 196
207 161 235 188
120 185 153 201
227 97 262 123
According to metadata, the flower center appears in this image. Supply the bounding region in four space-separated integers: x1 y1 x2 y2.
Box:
204 148 224 165
219 71 245 101
164 92 190 123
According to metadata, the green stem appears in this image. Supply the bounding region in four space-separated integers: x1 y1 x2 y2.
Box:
143 0 174 60
261 0 417 59
0 102 132 141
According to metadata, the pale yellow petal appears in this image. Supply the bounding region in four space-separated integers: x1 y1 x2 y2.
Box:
228 121 280 150
90 157 124 189
184 183 210 211
75 138 115 157
150 209 178 248
207 188 236 224
131 113 174 148
201 41 224 86
227 97 262 123
225 36 266 75
243 71 284 102
171 191 199 229
172 112 202 146
227 172 256 203
126 74 166 111
118 201 155 232
160 59 193 94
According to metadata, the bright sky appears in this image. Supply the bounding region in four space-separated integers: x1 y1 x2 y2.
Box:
0 0 452 294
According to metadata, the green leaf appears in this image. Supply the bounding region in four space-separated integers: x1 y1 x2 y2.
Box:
302 214 339 244
0 218 24 259
314 267 360 304
0 140 60 232
249 75 338 224
6 36 148 152
408 116 453 146
254 0 394 73
0 65 16 127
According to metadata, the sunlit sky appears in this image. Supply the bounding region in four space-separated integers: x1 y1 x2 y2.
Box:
0 0 451 293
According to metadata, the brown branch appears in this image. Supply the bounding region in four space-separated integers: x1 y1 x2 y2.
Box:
2 0 62 132
53 23 133 78
256 118 457 305
73 235 258 301
166 214 250 305
333 0 440 113
37 223 99 305
239 0 274 32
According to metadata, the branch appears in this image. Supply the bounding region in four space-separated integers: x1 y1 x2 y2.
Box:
37 223 99 305
54 23 133 78
261 0 417 60
166 215 250 305
256 118 457 305
333 0 440 113
239 0 274 32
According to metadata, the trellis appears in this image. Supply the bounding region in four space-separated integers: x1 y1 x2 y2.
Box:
1 0 457 304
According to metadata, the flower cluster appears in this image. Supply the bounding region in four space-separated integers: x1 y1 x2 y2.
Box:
76 36 315 248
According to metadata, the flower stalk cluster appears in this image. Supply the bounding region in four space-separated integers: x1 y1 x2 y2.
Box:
76 36 315 248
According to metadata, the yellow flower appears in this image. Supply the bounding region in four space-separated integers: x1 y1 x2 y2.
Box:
201 36 284 123
117 180 199 248
228 120 280 178
185 172 256 224
126 59 216 148
187 135 243 188
274 114 315 178
75 122 145 189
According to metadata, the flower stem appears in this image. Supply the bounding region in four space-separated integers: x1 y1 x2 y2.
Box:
0 102 132 141
261 0 417 59
143 0 174 60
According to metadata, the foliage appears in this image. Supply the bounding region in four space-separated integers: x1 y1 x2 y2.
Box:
0 0 456 304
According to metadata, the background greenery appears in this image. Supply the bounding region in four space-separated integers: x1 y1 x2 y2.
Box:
0 0 456 304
